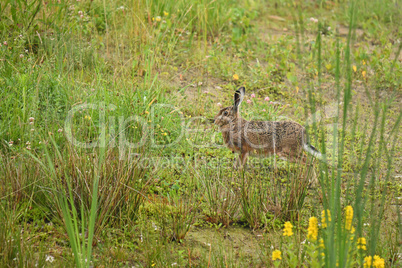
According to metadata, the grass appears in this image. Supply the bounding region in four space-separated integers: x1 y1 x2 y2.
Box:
0 0 401 267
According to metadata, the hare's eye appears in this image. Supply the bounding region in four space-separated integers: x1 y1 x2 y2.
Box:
223 111 228 116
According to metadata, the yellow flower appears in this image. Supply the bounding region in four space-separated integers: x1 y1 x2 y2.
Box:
283 221 293 237
319 238 325 249
357 237 367 250
364 255 385 268
362 70 366 77
155 16 161 22
84 115 91 120
272 249 282 261
364 256 372 268
233 74 239 80
321 209 331 228
373 255 384 268
163 11 169 16
307 217 318 241
344 206 353 230
353 65 357 72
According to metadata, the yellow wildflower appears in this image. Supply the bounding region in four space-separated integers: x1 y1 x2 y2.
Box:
272 249 282 261
84 115 91 120
319 238 325 249
307 217 318 241
344 206 353 230
233 74 239 80
364 255 385 268
373 255 385 268
155 16 161 22
283 221 293 237
353 65 357 72
322 209 331 228
163 11 169 16
364 256 372 268
357 237 367 250
362 70 366 77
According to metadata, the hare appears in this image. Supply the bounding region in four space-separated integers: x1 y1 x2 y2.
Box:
214 87 322 167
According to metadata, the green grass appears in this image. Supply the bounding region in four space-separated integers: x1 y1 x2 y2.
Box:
0 0 401 267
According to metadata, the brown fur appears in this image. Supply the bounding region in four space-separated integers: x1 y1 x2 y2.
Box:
214 87 312 167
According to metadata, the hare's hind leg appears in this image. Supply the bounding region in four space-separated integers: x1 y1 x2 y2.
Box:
303 155 318 187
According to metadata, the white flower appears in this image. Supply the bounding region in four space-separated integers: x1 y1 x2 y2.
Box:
19 54 24 58
45 255 54 263
29 117 35 122
217 102 222 107
58 128 63 133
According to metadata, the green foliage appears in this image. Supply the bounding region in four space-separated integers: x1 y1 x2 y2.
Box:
0 0 401 266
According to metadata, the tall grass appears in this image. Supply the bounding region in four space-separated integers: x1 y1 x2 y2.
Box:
296 0 402 266
0 0 400 266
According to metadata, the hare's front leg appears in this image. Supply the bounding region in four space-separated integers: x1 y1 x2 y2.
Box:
234 151 249 169
239 151 249 168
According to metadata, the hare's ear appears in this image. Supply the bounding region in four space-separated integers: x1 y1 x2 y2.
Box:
233 87 245 112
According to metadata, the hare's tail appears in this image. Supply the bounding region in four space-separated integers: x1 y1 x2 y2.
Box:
303 143 323 160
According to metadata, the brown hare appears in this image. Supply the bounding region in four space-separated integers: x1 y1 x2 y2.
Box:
214 87 322 167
